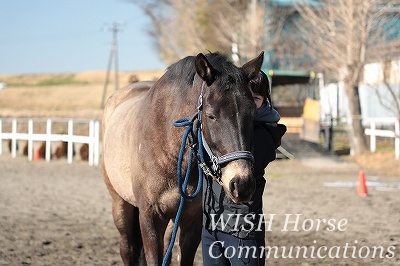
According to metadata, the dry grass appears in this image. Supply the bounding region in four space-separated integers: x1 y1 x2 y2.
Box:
0 70 165 119
0 84 106 119
343 151 400 177
0 70 165 86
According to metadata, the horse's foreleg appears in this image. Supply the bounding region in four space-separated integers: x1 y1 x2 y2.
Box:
139 209 169 265
103 172 144 265
112 199 144 265
163 220 174 258
178 210 202 266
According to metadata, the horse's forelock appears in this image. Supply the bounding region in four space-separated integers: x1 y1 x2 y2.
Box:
164 52 246 92
203 53 245 88
202 54 255 117
204 52 230 66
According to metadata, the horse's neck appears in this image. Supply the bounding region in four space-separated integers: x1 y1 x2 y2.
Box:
150 79 201 117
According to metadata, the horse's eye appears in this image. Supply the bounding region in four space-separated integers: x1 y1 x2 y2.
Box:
206 114 216 120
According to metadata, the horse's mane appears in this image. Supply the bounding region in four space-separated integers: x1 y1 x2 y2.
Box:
165 56 197 87
164 52 239 89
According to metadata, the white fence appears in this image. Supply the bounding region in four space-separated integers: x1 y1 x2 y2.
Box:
364 117 399 159
0 118 101 166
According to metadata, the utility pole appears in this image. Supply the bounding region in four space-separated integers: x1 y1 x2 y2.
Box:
100 21 124 109
232 33 239 65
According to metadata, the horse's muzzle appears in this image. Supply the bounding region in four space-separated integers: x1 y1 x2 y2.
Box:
221 160 256 203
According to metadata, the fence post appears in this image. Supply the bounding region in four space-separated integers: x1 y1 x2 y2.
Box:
0 119 2 156
88 120 94 166
369 121 376 152
11 119 17 158
67 120 74 164
46 119 52 162
94 120 100 166
28 119 34 161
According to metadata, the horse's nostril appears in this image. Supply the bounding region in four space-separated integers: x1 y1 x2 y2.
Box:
229 179 239 198
229 176 255 201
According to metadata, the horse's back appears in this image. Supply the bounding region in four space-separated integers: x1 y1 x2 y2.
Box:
103 81 154 127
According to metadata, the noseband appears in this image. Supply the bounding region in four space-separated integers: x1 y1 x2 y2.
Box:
174 82 254 185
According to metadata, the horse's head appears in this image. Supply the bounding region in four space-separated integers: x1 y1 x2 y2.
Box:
194 52 264 203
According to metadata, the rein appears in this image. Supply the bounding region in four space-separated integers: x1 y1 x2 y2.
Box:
162 82 254 265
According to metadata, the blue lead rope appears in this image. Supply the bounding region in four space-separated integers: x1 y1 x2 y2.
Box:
162 116 204 266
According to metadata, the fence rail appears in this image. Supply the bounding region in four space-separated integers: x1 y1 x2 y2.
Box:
364 117 399 159
0 118 101 166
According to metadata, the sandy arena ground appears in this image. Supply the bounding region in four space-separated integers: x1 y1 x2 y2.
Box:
0 154 399 265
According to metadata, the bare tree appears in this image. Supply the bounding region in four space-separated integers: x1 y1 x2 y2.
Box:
295 0 399 155
372 60 400 122
131 0 287 65
265 2 312 69
190 0 267 65
133 0 207 64
206 0 303 68
369 15 400 123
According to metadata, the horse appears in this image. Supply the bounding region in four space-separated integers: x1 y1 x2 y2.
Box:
54 141 76 159
79 143 89 161
102 51 264 265
38 141 50 159
8 139 19 153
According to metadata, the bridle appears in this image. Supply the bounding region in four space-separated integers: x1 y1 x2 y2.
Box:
164 81 254 266
174 81 254 186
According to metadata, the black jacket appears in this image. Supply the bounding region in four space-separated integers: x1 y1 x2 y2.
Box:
202 122 286 239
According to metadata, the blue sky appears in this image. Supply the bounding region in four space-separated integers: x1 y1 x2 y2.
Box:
0 0 167 74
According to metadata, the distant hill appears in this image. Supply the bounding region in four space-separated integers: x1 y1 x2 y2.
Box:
0 70 165 87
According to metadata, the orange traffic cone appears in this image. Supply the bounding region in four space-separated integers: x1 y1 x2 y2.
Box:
357 170 368 196
34 148 41 161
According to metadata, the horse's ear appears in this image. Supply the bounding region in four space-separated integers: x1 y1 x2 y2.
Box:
195 53 215 86
241 51 264 80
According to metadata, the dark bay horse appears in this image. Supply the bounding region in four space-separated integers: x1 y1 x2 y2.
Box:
102 52 264 265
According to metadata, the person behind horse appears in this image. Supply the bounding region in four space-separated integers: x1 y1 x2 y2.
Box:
202 70 286 266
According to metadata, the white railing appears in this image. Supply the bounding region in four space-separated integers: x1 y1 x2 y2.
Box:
364 117 399 159
0 118 101 166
